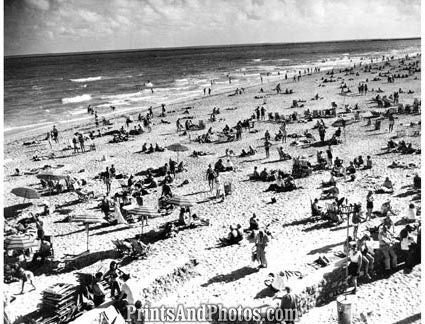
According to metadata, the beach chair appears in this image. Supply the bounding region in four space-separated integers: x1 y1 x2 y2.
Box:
128 239 150 259
111 239 131 256
74 188 95 202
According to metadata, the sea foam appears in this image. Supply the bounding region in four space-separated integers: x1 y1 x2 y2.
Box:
62 94 92 104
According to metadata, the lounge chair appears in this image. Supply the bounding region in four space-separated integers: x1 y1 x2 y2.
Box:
128 239 150 259
111 239 132 256
75 188 95 202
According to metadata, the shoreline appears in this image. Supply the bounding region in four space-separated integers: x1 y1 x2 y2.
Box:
5 49 420 144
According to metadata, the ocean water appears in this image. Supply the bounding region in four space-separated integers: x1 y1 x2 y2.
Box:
4 38 421 134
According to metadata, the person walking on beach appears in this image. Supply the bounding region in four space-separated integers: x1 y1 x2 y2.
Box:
206 164 216 192
208 88 211 95
148 106 153 118
254 230 269 268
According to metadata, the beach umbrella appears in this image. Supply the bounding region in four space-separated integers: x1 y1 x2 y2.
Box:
122 205 161 219
166 143 189 163
11 187 40 204
69 214 106 252
165 195 195 207
122 205 161 235
5 234 38 250
36 172 69 181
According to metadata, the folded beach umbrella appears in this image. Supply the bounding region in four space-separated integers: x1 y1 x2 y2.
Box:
69 214 106 252
165 195 195 207
123 205 161 219
5 234 38 250
11 187 40 200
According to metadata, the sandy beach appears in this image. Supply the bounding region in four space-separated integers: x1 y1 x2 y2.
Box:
3 54 421 324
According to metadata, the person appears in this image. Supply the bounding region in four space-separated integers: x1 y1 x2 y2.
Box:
206 164 216 191
130 300 145 324
380 177 394 192
326 146 333 167
100 196 111 219
279 286 298 324
358 234 374 279
161 182 172 198
117 273 135 306
388 114 395 132
225 159 234 171
346 242 362 293
34 216 45 240
254 230 269 268
364 156 372 169
179 207 191 226
311 198 324 218
413 173 421 189
405 203 417 222
215 173 224 200
91 272 106 306
17 267 36 294
399 225 415 268
104 261 125 298
103 169 111 196
249 213 259 231
381 200 396 218
365 191 374 221
264 140 271 159
378 224 398 274
31 239 52 265
52 125 59 143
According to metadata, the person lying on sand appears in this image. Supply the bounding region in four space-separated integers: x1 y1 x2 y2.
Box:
219 225 243 246
249 167 260 180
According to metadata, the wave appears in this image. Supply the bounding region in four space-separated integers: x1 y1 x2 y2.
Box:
70 76 102 83
62 94 92 104
69 110 87 115
252 58 262 62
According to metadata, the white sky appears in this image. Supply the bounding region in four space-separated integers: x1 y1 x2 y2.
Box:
4 0 421 56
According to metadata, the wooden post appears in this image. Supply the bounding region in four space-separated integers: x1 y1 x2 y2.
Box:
85 223 90 252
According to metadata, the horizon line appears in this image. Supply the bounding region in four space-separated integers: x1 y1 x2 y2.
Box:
5 36 421 59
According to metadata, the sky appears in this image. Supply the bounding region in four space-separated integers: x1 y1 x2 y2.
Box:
4 0 421 56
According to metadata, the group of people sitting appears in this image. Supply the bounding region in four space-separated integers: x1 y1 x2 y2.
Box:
140 142 165 154
264 175 297 193
385 140 420 155
249 167 290 182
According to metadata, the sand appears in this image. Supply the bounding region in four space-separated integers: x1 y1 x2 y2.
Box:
3 55 421 323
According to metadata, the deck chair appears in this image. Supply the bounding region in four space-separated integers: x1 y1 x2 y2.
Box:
128 239 150 259
75 188 95 202
111 239 131 256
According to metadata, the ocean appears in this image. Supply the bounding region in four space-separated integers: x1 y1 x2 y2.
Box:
4 38 421 135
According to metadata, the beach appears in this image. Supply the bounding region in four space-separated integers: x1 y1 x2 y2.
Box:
3 50 421 324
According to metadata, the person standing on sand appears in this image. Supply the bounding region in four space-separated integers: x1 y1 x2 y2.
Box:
326 145 333 167
52 125 59 143
254 230 269 268
345 242 362 294
365 191 374 221
264 140 271 159
206 164 216 191
279 286 298 324
103 167 111 195
388 114 395 132
260 106 266 120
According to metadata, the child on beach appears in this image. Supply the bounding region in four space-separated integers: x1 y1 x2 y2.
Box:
17 267 36 294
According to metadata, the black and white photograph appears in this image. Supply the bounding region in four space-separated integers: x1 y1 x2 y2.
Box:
2 0 422 323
